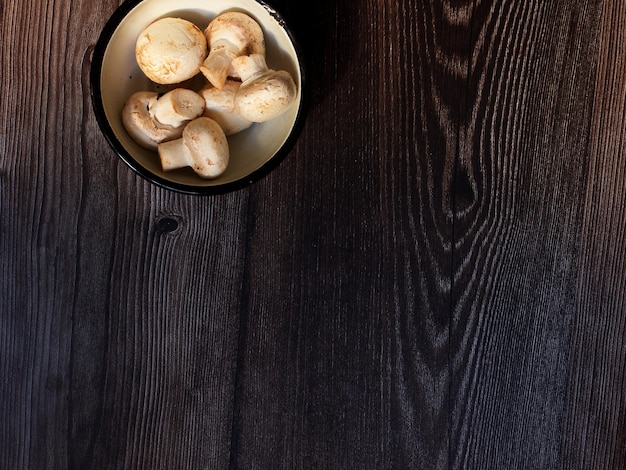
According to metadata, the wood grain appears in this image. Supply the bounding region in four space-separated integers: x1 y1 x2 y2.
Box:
2 1 249 468
1 0 625 469
561 1 626 467
76 185 247 469
227 0 469 467
449 1 604 468
1 0 87 467
379 0 469 466
230 1 395 467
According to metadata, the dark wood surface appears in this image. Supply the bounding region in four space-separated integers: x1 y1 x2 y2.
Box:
2 0 625 468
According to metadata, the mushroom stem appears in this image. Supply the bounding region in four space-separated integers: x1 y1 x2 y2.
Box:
158 138 193 172
150 88 206 128
230 54 268 83
200 41 239 90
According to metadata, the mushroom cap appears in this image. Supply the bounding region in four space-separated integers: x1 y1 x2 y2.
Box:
234 70 298 123
135 17 207 84
122 91 184 150
200 81 252 135
200 12 265 89
183 117 229 178
204 12 265 56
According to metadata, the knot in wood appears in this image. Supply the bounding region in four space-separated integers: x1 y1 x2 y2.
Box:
155 216 180 234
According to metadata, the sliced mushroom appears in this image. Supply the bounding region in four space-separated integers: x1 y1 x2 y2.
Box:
135 17 207 84
150 88 206 128
200 81 252 136
200 12 265 89
158 117 229 179
231 54 297 123
122 91 184 150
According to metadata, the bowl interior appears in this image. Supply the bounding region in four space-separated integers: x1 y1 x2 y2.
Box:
96 0 304 192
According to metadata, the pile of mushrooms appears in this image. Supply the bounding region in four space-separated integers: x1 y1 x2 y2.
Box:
122 12 297 179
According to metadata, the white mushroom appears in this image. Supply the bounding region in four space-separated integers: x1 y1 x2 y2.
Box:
122 89 205 150
158 117 229 179
122 91 184 150
200 81 252 136
135 17 207 84
149 88 206 128
231 54 297 123
200 12 265 89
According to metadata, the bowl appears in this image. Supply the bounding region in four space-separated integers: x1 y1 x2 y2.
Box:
91 0 307 195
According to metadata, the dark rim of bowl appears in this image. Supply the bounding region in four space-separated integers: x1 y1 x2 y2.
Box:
90 0 309 195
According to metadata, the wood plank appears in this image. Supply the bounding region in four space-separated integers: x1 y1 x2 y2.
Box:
230 0 389 467
448 0 616 468
74 180 248 469
1 0 87 467
380 0 472 467
561 1 626 467
230 0 466 467
1 1 248 468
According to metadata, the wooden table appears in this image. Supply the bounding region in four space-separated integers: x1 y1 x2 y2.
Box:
2 0 625 468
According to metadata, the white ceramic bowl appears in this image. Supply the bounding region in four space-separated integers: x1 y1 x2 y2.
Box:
91 0 307 194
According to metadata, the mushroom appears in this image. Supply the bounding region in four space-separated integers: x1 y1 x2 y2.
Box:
200 12 265 89
149 88 206 128
231 54 297 123
122 91 184 150
135 17 207 84
158 117 229 179
122 89 205 150
199 80 252 136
